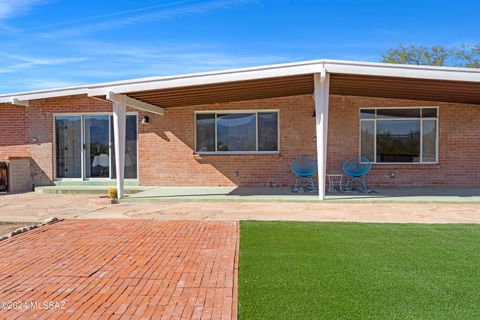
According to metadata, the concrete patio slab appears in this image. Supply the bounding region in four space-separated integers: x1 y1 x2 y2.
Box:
2 192 480 224
0 193 105 223
327 187 480 203
81 201 480 224
127 186 480 204
0 219 239 319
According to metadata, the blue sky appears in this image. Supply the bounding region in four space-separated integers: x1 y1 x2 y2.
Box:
0 0 478 93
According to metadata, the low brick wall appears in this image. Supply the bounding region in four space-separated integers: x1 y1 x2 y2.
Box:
8 157 31 193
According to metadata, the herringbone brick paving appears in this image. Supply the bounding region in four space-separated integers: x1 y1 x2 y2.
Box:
0 219 238 319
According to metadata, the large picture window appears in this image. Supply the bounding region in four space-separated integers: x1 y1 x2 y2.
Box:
195 111 279 153
360 108 438 163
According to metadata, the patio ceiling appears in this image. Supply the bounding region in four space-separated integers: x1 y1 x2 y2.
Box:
125 74 314 108
330 74 480 105
118 73 480 108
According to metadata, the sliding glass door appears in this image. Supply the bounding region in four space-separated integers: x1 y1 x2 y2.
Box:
55 116 82 178
84 115 110 178
54 114 138 180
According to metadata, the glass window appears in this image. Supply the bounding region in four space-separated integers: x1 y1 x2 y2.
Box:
377 108 420 118
360 109 375 119
377 120 420 162
422 108 437 118
195 111 279 153
195 114 216 152
360 121 375 161
360 108 438 163
258 112 278 151
422 120 437 162
217 113 256 152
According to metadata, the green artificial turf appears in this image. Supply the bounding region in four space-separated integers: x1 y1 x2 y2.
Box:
238 221 480 320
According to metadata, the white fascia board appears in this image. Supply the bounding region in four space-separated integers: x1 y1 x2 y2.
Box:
0 88 88 103
105 91 164 115
87 62 324 96
324 60 480 82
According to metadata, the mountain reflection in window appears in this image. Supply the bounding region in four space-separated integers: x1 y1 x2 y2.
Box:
376 120 420 162
217 113 256 151
195 112 279 153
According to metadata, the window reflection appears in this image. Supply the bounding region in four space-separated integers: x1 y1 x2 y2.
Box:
217 113 256 151
376 120 420 162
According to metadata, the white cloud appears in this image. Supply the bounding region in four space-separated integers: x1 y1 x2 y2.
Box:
1 53 88 65
0 52 88 76
39 0 256 38
0 0 46 19
65 39 296 75
0 39 297 93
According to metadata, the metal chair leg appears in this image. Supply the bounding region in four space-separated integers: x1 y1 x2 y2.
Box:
307 177 315 190
345 177 352 190
346 176 368 192
359 177 366 191
293 176 300 192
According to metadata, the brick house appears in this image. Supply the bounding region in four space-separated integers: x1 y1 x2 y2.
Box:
0 59 479 199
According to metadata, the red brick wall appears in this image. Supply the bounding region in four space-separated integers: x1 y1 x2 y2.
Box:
0 96 115 186
327 94 480 187
1 93 479 188
0 104 28 161
139 95 316 186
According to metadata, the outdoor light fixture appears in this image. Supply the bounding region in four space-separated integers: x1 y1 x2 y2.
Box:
141 116 150 124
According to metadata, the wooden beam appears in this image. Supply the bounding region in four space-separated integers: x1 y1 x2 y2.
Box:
105 91 164 115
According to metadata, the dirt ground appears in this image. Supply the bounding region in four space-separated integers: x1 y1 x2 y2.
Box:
0 222 33 235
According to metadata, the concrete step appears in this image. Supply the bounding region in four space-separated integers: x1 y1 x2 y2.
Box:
53 180 139 187
35 185 151 195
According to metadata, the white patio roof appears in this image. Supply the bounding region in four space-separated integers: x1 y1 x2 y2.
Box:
1 59 480 105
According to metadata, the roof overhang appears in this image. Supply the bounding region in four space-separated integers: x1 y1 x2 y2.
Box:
1 59 480 108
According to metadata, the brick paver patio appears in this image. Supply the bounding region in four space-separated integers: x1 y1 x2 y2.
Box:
0 219 239 319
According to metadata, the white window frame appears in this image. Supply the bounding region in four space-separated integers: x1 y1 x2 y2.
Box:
359 107 439 164
53 112 139 181
194 110 280 155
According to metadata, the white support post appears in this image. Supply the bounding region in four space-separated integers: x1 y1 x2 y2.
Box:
112 101 126 199
313 69 330 200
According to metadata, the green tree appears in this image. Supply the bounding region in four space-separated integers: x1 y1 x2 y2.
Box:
381 44 479 68
455 44 480 68
381 44 449 66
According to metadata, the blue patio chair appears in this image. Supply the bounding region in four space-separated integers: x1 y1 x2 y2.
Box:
342 157 372 192
291 156 317 192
